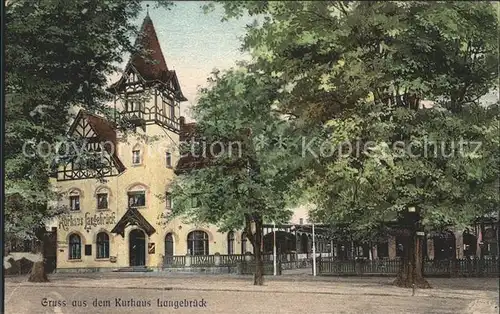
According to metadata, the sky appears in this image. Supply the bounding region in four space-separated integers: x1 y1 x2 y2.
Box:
111 1 256 121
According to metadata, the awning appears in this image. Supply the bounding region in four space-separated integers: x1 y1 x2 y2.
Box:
111 207 156 237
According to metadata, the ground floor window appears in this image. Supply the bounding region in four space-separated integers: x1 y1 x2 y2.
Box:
187 230 209 255
69 233 81 260
96 232 109 258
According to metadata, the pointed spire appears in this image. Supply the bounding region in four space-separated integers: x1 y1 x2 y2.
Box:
129 12 168 81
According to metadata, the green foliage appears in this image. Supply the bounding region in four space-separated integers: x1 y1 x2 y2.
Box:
169 67 304 232
5 0 173 236
214 1 499 238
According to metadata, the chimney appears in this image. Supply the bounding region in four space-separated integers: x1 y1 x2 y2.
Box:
179 116 185 126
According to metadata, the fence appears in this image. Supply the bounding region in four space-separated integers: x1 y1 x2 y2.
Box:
191 255 216 266
317 257 500 277
162 253 312 273
163 256 186 268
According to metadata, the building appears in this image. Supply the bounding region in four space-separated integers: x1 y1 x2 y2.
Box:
51 13 260 271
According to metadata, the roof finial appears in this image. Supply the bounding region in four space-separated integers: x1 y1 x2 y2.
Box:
146 4 150 16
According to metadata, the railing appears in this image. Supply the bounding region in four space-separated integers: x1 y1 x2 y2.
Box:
191 255 215 266
318 257 499 277
219 254 248 266
281 259 313 270
163 256 186 268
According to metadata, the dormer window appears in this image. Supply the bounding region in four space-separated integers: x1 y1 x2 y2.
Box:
132 150 141 165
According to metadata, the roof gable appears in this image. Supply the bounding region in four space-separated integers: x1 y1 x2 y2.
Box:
108 14 187 101
67 110 125 174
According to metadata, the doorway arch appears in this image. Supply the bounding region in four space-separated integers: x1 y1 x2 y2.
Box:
129 229 146 266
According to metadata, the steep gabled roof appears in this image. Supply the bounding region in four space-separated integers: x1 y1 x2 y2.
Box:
109 14 187 101
130 13 168 82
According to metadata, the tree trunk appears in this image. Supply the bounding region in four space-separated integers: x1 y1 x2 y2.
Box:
28 236 49 282
393 233 430 289
245 214 264 286
253 219 264 286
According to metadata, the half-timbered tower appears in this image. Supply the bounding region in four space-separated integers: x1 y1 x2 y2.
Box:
52 13 194 271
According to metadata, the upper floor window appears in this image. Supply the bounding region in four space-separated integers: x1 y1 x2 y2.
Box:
132 150 141 165
166 151 172 168
69 190 81 211
97 193 108 210
128 183 147 208
128 191 145 207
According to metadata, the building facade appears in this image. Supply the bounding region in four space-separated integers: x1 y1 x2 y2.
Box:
52 14 255 271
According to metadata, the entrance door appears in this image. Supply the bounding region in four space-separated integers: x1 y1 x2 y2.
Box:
129 229 146 266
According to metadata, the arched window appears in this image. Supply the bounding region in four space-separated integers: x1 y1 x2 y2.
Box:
165 233 174 256
69 234 81 260
227 231 235 255
187 231 209 256
241 232 248 254
96 232 110 259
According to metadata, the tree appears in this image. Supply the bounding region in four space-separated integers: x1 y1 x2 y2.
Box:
5 0 172 282
169 68 303 285
212 1 499 287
